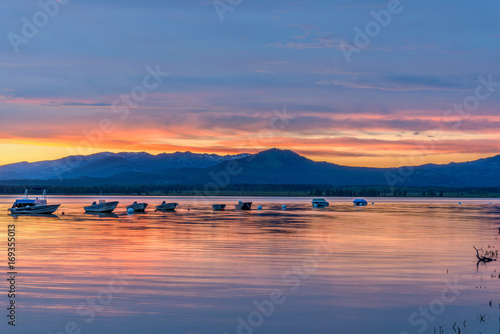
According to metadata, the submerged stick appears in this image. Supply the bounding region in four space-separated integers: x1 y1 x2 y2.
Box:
474 246 496 262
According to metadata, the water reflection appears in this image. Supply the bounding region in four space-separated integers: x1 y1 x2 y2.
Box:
9 213 60 219
0 197 498 334
84 212 120 219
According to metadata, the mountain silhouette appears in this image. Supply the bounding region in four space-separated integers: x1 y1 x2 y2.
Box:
1 149 499 187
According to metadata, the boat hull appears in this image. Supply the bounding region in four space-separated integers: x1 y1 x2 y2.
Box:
212 204 226 211
235 202 252 210
126 203 148 212
84 201 119 213
8 204 60 215
156 203 178 211
312 199 329 208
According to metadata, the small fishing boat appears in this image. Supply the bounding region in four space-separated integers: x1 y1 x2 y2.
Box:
127 201 148 212
353 199 368 206
235 201 252 210
84 200 119 213
8 188 61 215
312 198 329 208
156 201 178 211
84 193 119 213
212 204 226 211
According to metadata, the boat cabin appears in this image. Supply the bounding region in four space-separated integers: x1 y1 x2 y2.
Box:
12 199 36 208
12 188 48 208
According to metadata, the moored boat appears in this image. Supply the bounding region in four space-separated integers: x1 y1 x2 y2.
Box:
8 188 61 215
235 201 252 210
212 204 226 211
127 201 148 212
353 199 368 206
312 198 329 208
84 199 119 213
156 201 178 211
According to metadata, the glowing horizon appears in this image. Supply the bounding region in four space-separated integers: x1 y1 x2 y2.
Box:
1 142 498 169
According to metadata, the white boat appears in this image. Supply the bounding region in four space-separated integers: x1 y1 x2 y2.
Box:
84 197 119 213
312 198 329 208
156 201 178 211
212 204 226 211
235 201 252 210
127 201 148 212
8 188 61 215
353 199 368 206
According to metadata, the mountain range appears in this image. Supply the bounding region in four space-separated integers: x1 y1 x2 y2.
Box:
1 149 500 188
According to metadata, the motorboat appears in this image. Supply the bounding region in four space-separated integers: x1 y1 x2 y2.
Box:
84 195 119 213
212 204 226 211
156 201 178 211
8 188 61 215
127 201 148 212
235 201 252 210
312 198 329 208
353 199 368 206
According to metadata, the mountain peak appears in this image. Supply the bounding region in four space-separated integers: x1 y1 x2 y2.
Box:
250 148 310 167
257 148 303 158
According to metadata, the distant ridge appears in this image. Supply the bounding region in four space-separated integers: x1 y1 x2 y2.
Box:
1 149 500 188
0 151 250 180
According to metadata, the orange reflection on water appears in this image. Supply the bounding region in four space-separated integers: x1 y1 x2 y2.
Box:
1 197 498 334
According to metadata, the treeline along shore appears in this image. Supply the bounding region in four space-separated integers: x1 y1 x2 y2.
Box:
0 183 499 198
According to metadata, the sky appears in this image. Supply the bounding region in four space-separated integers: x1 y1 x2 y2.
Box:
1 0 499 167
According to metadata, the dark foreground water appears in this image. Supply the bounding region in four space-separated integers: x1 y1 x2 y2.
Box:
0 196 499 334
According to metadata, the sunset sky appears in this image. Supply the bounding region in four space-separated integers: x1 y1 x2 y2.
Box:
1 0 499 167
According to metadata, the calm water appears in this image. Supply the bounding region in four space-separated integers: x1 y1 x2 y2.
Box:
1 196 499 334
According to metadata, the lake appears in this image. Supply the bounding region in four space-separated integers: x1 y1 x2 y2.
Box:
0 196 499 334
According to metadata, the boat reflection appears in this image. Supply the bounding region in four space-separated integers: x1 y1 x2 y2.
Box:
84 212 119 218
9 213 60 219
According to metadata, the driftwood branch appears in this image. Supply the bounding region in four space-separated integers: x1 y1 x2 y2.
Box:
474 246 496 262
